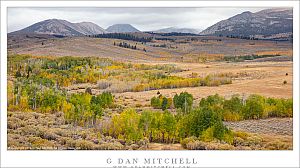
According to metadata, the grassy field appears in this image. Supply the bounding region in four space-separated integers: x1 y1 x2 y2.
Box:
114 61 292 108
7 33 293 150
8 33 292 63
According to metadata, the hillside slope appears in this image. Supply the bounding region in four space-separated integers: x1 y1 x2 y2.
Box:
200 8 293 39
11 19 106 36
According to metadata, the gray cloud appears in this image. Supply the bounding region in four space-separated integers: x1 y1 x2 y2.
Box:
8 7 268 32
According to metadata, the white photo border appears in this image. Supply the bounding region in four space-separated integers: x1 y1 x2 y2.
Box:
1 1 299 167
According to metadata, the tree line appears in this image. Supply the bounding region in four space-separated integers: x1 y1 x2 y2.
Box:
113 41 147 52
92 33 153 43
9 78 114 127
133 75 232 92
103 101 232 144
150 92 293 121
223 54 281 62
103 92 292 144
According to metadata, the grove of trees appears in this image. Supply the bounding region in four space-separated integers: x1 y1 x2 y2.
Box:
100 92 293 145
150 94 172 110
151 92 293 122
93 33 152 43
115 41 137 50
104 104 232 144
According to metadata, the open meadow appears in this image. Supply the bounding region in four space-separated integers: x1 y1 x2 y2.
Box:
7 32 293 150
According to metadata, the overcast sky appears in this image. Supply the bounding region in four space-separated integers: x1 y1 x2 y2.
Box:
8 7 268 33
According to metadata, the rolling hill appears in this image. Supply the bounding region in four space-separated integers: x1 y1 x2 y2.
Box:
199 8 293 39
106 24 140 33
153 27 200 34
11 19 106 36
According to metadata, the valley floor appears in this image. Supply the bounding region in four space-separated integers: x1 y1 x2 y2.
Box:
118 61 292 109
7 35 294 150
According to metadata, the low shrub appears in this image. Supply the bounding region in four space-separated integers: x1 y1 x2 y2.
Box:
137 138 149 147
57 137 69 146
264 140 292 150
129 144 140 150
8 119 22 130
19 125 40 136
53 128 71 137
180 136 197 149
40 128 59 141
14 113 26 120
205 142 235 150
244 135 263 147
233 137 245 147
181 137 235 150
135 104 143 108
75 140 95 150
66 138 77 148
186 140 206 150
234 131 249 140
96 142 124 150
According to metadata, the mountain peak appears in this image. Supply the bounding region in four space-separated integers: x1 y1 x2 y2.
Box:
256 8 292 14
154 27 200 34
77 21 95 24
106 24 140 33
241 11 252 15
199 8 293 38
12 19 106 36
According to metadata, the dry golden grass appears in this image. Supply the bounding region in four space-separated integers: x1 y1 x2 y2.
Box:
8 35 292 63
114 61 292 107
62 60 292 107
255 50 293 57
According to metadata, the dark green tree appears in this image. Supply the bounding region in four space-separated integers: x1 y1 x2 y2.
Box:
173 92 193 114
161 97 169 110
